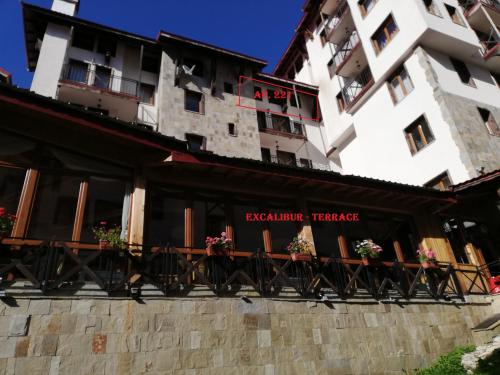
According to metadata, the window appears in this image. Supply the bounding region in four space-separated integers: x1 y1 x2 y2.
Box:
254 87 263 101
139 83 155 105
478 108 500 136
182 58 204 77
445 4 465 26
359 0 377 16
66 60 89 84
233 203 264 251
184 90 204 113
300 158 312 168
193 200 226 249
371 15 399 54
292 122 304 136
146 188 185 246
425 172 452 191
257 111 268 130
290 93 301 108
276 150 297 167
423 0 441 16
96 37 117 57
327 59 335 78
142 54 160 74
228 123 237 136
268 89 287 106
224 82 234 94
261 148 271 162
404 115 435 155
186 134 205 152
72 28 95 51
336 92 345 113
388 66 414 103
93 66 111 90
450 58 475 87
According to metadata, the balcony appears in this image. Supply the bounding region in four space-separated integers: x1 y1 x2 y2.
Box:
58 63 141 123
331 31 366 77
341 67 374 110
258 113 306 139
323 0 352 44
460 0 500 15
476 27 500 59
263 154 331 171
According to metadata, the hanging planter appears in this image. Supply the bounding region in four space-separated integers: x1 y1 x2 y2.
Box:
206 246 227 257
0 207 16 243
205 232 232 257
421 261 439 270
355 240 383 267
93 221 127 251
361 256 382 267
99 239 109 251
417 248 438 270
287 237 313 262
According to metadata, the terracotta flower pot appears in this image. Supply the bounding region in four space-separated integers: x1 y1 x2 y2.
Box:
99 240 109 251
421 261 439 270
362 257 381 267
291 252 312 262
206 247 226 257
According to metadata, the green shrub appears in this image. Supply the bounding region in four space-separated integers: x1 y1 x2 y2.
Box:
416 345 475 375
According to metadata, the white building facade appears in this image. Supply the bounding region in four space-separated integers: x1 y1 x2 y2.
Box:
274 0 500 187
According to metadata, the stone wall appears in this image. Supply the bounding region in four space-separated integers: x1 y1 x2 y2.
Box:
0 296 497 375
157 49 263 161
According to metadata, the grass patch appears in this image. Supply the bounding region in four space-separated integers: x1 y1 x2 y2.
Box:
416 345 475 375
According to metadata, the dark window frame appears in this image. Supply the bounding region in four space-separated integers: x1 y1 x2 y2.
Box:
184 90 204 114
404 115 435 155
387 65 414 104
371 14 399 54
450 58 476 87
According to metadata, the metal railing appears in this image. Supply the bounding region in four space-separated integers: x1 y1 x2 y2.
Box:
478 28 499 55
258 114 306 137
323 0 350 37
459 0 500 12
332 31 360 73
0 241 490 299
61 64 140 98
341 67 373 107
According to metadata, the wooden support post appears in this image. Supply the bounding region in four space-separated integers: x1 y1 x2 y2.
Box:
185 201 194 284
72 180 88 243
129 175 146 248
392 238 405 263
338 234 350 259
297 199 316 256
11 169 39 238
263 223 272 254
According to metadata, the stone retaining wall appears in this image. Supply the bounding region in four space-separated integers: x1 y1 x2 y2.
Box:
0 296 497 375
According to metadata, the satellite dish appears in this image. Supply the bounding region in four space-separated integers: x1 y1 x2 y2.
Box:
182 64 196 75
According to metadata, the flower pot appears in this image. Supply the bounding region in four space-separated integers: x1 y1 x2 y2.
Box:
362 257 381 267
291 253 312 262
421 261 439 270
99 240 109 251
206 247 226 257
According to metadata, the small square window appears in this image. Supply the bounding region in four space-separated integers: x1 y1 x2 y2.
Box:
372 15 399 54
224 82 234 94
142 54 160 74
404 115 435 155
423 0 441 16
96 37 117 57
388 66 414 104
186 134 205 152
478 107 500 136
450 58 475 87
139 83 155 105
182 58 204 77
228 123 237 136
184 90 204 113
425 172 452 191
445 4 465 26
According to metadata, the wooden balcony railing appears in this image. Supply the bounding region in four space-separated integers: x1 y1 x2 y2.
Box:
0 239 491 299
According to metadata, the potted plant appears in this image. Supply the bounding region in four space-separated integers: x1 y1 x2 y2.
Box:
93 221 127 250
0 207 16 241
355 239 383 266
205 232 232 256
287 237 313 262
417 247 439 269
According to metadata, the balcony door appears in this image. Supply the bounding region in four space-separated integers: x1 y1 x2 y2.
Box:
276 150 296 167
94 66 112 90
67 60 89 84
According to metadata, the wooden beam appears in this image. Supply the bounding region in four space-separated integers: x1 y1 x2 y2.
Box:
12 169 39 238
71 180 89 243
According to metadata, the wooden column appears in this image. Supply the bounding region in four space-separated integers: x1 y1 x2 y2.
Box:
263 223 272 254
129 175 146 248
392 238 405 263
297 199 316 256
414 214 457 264
71 180 89 243
338 234 350 259
11 169 39 238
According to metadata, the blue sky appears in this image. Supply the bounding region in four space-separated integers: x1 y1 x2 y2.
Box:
0 0 304 88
